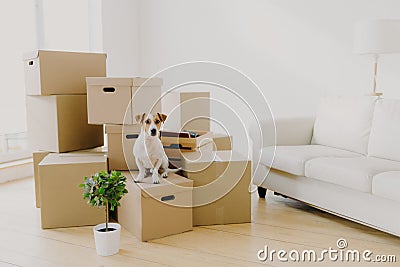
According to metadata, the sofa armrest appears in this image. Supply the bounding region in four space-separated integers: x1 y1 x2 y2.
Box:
249 117 315 185
249 117 315 150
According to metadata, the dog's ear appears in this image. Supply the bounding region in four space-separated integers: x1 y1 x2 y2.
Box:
157 113 167 122
135 113 146 123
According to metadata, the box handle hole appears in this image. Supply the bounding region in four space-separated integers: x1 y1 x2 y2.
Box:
126 134 139 139
103 87 116 93
28 61 34 66
161 195 175 202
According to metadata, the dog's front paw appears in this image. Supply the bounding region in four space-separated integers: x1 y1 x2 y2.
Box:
135 173 145 183
152 173 160 184
161 171 168 178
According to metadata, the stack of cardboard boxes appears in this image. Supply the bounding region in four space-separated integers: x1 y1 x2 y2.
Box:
85 77 162 171
25 50 108 229
26 50 251 242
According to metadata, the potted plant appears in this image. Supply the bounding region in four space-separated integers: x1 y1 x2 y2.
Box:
79 170 128 256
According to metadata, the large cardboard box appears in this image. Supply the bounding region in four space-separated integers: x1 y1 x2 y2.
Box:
86 77 162 125
106 124 141 171
26 95 104 152
38 153 108 229
162 92 210 132
118 171 193 241
23 50 106 95
33 151 50 208
181 150 251 226
33 147 107 208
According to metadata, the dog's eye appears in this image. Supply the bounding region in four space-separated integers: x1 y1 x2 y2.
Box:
145 119 151 124
155 120 160 124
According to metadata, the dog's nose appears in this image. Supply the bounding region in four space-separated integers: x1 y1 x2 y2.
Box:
151 128 157 136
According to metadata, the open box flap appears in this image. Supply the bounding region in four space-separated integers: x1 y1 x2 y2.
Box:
23 50 39 61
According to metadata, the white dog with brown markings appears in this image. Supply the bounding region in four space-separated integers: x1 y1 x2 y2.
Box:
133 112 178 184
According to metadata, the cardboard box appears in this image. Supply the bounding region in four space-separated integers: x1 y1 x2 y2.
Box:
23 50 106 95
38 153 108 229
181 150 251 226
161 131 213 150
211 133 232 150
86 77 162 125
33 147 107 209
118 171 193 241
106 124 141 171
163 133 232 168
26 95 104 153
33 151 50 208
162 92 210 132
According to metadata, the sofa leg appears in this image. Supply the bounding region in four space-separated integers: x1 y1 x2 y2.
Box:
257 187 267 198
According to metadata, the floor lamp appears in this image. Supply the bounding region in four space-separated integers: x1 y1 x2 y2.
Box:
354 19 400 96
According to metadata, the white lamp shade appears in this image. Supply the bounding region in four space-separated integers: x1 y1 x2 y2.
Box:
354 19 400 54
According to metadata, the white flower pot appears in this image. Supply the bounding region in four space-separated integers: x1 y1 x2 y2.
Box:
93 223 121 256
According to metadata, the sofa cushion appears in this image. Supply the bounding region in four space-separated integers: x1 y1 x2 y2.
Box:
305 157 400 193
261 145 360 176
311 96 378 154
372 171 400 202
368 99 400 161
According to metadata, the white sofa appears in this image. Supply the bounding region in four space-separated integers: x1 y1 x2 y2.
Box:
250 96 400 237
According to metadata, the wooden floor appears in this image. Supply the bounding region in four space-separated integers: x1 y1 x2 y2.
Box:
0 178 399 267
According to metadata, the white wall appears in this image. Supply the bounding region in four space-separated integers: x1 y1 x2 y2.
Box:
40 0 91 51
0 0 37 135
136 0 400 118
101 0 400 153
102 0 140 76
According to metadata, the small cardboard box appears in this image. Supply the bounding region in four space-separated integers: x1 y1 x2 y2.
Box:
211 133 232 151
38 153 108 229
106 124 141 171
86 77 162 125
33 151 50 208
160 131 213 150
26 95 104 153
23 50 106 95
181 150 251 226
118 171 193 241
163 133 232 168
162 92 210 132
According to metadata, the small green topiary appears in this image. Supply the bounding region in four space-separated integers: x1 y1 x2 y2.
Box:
79 170 128 232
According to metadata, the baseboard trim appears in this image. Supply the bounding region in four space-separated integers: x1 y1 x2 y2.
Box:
0 158 33 184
